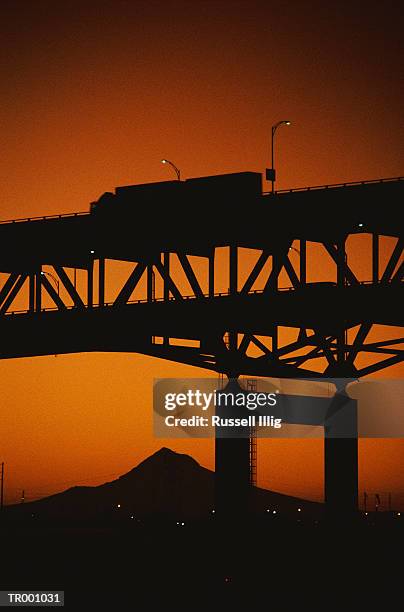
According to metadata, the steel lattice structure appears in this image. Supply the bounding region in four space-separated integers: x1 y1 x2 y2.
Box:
1 171 403 516
0 173 402 379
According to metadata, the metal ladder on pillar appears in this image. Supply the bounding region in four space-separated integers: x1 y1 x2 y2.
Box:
246 378 257 487
218 332 230 390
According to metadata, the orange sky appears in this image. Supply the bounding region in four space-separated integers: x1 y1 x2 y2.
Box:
1 1 403 507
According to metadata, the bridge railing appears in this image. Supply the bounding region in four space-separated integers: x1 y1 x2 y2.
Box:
0 211 88 225
265 176 404 195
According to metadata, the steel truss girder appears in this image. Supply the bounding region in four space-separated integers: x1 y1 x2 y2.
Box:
0 233 402 375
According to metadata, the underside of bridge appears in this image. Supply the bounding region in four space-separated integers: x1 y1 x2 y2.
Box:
1 172 403 517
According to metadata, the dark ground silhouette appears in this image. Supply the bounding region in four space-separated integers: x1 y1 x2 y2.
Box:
1 449 402 608
2 448 322 524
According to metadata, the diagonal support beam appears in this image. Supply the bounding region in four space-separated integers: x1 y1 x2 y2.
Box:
53 266 85 308
346 323 372 366
237 334 251 354
153 258 183 300
241 250 270 294
114 262 147 306
40 275 67 310
249 335 273 356
359 347 404 355
0 274 27 314
283 256 301 289
177 253 204 298
363 338 404 349
314 330 337 367
324 242 360 285
264 246 291 293
282 345 329 365
277 332 337 356
0 273 20 308
357 354 404 377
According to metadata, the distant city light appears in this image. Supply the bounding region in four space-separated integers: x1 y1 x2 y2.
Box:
298 508 302 512
266 509 270 513
211 510 215 514
365 512 368 516
117 504 121 508
358 223 363 228
272 510 277 514
181 522 185 526
397 512 401 517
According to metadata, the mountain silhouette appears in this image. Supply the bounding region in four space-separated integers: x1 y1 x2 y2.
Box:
4 447 322 522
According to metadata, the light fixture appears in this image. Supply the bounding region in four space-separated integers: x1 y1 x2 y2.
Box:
161 158 181 181
267 120 292 193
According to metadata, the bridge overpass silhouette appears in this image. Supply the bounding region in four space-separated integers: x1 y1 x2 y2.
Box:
1 172 403 517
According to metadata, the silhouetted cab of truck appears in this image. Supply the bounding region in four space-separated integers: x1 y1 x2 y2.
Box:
89 172 263 252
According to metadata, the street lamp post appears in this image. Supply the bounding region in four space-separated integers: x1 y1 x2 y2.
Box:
266 120 291 194
161 159 181 181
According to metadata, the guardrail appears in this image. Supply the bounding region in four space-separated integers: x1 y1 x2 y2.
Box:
0 211 88 225
264 176 404 196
